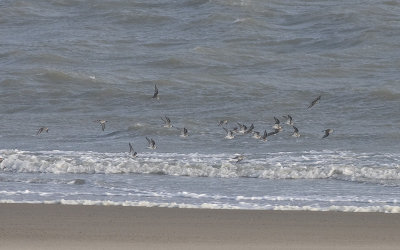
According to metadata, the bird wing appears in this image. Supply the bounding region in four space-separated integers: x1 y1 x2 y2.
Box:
308 95 321 109
247 124 254 132
36 128 43 135
267 130 279 136
152 84 158 98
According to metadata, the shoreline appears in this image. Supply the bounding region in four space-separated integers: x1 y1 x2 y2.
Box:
1 203 400 249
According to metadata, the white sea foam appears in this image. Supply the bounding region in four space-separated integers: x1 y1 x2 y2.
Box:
1 199 400 213
1 149 399 184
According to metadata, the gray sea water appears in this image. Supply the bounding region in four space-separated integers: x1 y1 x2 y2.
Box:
1 0 400 212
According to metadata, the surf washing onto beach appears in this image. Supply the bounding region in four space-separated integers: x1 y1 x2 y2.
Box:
1 0 400 214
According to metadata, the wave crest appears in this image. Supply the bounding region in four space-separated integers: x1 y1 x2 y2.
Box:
1 149 399 184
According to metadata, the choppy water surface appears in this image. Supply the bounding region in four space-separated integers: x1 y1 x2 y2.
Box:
1 0 399 212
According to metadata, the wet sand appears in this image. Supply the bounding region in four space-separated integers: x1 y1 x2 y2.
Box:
1 203 399 250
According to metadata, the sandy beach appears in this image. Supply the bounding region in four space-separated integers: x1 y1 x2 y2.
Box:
0 204 399 249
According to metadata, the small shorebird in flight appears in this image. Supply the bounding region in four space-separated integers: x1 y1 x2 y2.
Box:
218 120 228 127
292 126 300 138
322 129 333 138
95 120 107 131
245 124 254 134
128 142 138 158
152 84 159 100
283 115 294 126
236 123 248 134
146 137 156 149
161 116 173 128
223 128 235 139
36 127 49 135
232 154 245 163
307 95 321 109
272 117 282 131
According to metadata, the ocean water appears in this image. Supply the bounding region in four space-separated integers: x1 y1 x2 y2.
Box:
1 0 400 212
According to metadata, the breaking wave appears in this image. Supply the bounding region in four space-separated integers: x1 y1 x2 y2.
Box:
1 149 399 185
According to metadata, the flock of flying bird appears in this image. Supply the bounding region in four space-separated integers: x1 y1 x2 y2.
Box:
0 85 333 165
108 85 332 162
216 95 333 142
154 85 331 159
